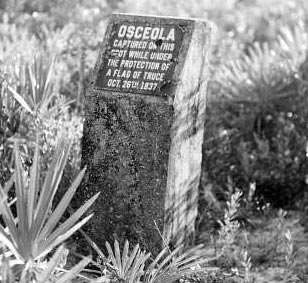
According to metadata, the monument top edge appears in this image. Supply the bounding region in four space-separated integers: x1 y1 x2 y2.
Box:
110 12 211 24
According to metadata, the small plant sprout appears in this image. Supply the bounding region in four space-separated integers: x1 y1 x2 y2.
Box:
248 182 256 203
216 189 244 270
283 229 298 282
218 190 242 252
241 250 253 283
285 230 294 268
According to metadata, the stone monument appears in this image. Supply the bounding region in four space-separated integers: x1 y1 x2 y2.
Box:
81 13 211 254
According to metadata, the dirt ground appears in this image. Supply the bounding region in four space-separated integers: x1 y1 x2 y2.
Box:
188 210 308 283
247 210 308 283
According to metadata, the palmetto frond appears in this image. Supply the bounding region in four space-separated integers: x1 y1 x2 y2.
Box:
84 237 216 283
35 245 91 283
0 132 99 264
213 24 308 112
7 54 71 118
106 240 151 283
143 244 216 283
277 24 308 67
0 245 92 283
100 240 217 283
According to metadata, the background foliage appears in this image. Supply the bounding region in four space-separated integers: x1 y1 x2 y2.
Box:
0 0 308 204
1 0 308 281
1 0 308 259
1 0 308 217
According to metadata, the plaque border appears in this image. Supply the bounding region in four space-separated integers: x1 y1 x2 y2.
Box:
89 13 195 99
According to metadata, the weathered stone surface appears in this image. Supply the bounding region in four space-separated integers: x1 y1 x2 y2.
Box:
80 13 211 254
163 20 211 247
81 93 173 253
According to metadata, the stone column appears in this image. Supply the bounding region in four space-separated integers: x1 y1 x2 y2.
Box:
81 13 211 254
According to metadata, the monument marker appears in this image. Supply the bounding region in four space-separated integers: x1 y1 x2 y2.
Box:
81 13 211 254
94 18 188 96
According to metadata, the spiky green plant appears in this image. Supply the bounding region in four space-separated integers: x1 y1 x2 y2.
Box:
87 238 217 283
0 244 92 283
1 54 74 187
0 132 99 280
214 42 296 109
105 240 151 283
277 24 308 69
212 24 308 112
34 245 91 283
7 54 71 118
142 244 216 283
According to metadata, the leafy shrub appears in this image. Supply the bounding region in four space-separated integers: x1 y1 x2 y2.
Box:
202 23 308 208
